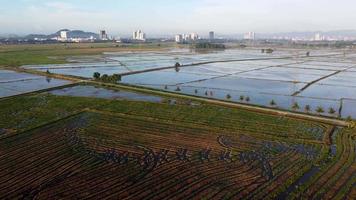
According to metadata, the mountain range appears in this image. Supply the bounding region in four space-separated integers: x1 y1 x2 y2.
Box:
24 29 99 40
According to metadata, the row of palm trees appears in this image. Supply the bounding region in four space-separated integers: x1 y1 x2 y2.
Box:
224 93 336 114
271 101 336 114
166 86 337 115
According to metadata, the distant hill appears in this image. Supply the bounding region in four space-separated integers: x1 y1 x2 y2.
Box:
25 29 99 39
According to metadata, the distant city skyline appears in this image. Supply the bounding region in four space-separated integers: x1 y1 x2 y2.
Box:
1 0 356 36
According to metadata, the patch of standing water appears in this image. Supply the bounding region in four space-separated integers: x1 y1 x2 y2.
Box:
330 127 341 157
48 85 162 103
0 70 72 98
277 166 320 199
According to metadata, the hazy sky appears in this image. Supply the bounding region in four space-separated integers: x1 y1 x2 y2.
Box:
1 0 356 36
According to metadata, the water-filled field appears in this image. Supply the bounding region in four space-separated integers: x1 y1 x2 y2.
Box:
22 48 356 118
0 70 71 98
49 85 162 103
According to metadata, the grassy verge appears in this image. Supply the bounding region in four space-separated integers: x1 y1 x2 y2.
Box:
0 42 176 67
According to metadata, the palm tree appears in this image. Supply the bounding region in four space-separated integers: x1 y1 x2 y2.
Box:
316 106 324 114
270 100 276 106
292 102 300 111
240 96 245 101
328 107 336 115
305 105 311 113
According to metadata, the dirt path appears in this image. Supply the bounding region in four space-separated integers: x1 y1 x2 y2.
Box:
292 66 354 96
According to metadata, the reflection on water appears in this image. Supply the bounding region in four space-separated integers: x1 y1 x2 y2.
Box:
49 85 162 103
0 70 71 98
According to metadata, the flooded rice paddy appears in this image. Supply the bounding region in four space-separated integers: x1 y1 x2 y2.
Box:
49 85 162 103
22 48 356 118
0 70 71 98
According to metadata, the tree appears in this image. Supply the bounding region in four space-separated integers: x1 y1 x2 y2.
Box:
328 107 336 114
175 62 181 67
316 106 325 114
164 85 168 90
205 91 208 96
175 86 181 92
240 96 245 101
270 100 276 106
46 69 51 74
194 89 198 94
292 102 300 110
101 74 109 80
306 52 310 57
112 74 122 82
93 72 101 79
226 94 231 100
305 105 311 112
245 96 250 102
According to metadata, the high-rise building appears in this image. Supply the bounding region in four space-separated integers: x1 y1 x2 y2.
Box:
60 31 68 40
175 34 183 43
175 33 199 43
244 32 256 40
209 31 215 40
133 30 146 41
314 33 325 41
190 33 199 41
100 30 108 40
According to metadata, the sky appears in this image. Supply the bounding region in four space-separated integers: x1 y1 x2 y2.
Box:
1 0 356 36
